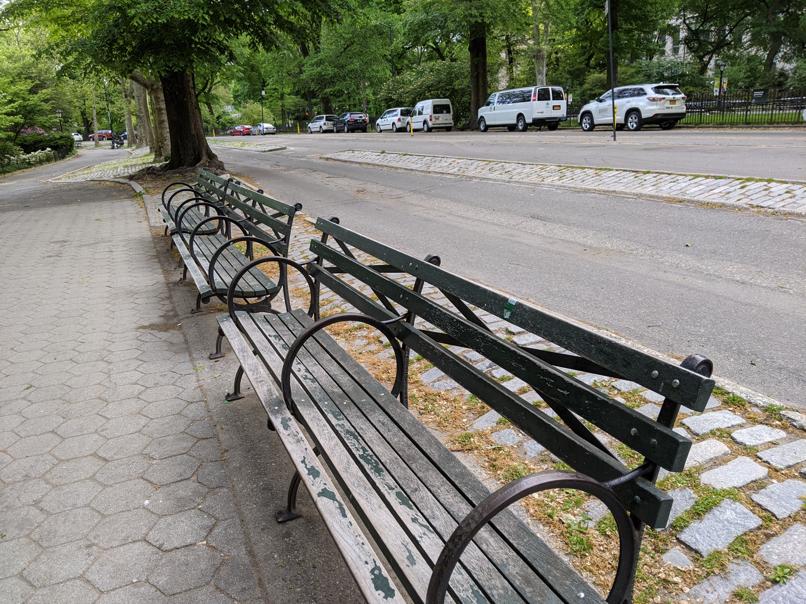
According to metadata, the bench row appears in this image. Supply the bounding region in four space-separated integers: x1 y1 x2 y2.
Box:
159 170 715 604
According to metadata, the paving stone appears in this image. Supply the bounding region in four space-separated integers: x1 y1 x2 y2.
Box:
731 425 787 447
574 373 600 386
189 438 221 462
31 507 101 547
44 456 104 486
663 488 696 529
88 508 159 548
751 479 806 519
678 499 761 556
144 453 199 485
26 579 99 604
0 537 41 578
491 428 521 446
143 414 192 438
215 555 261 600
521 439 545 458
682 410 745 435
636 403 661 418
169 584 234 604
662 547 693 570
95 455 150 484
502 377 529 393
7 433 62 458
611 379 640 392
758 439 806 469
511 332 541 346
85 541 162 591
685 561 763 603
419 367 445 384
51 433 105 460
0 576 33 604
781 409 806 430
145 479 208 515
704 395 722 409
14 415 63 438
39 479 103 513
200 489 237 520
0 504 45 539
145 433 197 459
430 378 460 392
147 509 216 550
97 582 168 604
684 439 730 469
206 517 246 555
699 456 768 488
0 454 57 483
99 415 149 438
470 409 500 431
91 478 157 514
22 540 98 587
758 523 806 566
0 479 50 510
758 571 806 603
97 433 151 460
148 544 224 595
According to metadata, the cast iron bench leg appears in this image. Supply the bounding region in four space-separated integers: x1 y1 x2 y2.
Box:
225 365 245 402
209 326 226 360
275 471 303 523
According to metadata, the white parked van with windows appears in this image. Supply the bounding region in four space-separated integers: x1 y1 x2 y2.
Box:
411 99 453 132
477 86 567 132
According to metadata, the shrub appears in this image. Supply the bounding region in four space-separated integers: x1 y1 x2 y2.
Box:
16 132 75 158
0 140 23 159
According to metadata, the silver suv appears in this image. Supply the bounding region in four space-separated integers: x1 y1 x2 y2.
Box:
578 83 686 132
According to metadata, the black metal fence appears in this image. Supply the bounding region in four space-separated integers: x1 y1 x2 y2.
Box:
565 88 806 127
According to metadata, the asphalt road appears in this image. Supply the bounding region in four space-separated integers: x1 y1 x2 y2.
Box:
214 138 806 409
212 128 806 181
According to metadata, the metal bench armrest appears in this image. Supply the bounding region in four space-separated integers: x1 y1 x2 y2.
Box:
208 236 282 290
426 471 638 604
161 181 197 209
227 256 316 323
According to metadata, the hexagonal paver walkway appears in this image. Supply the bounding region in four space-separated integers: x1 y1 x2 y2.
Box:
0 181 264 601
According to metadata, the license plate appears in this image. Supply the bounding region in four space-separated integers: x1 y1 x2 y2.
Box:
669 100 677 105
552 105 560 110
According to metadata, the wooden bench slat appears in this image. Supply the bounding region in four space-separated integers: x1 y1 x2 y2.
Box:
315 219 714 411
311 242 690 473
235 313 478 603
275 310 601 603
217 316 406 603
265 312 552 603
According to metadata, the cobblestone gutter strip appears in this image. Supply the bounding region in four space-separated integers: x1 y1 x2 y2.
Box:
326 150 806 215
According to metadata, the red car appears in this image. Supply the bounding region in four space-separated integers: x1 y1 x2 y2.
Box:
229 125 252 136
88 130 113 141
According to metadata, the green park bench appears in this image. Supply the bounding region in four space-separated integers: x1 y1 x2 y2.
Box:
217 217 715 603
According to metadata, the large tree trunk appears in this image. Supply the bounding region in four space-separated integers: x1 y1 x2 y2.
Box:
122 81 134 148
468 21 488 130
532 0 547 85
149 84 171 160
160 70 221 170
132 81 153 149
92 91 99 148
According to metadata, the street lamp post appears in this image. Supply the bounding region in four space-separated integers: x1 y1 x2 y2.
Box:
55 109 63 132
715 59 726 114
260 85 265 125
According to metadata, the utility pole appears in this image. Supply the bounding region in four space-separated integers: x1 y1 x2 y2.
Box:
606 0 617 141
260 80 265 125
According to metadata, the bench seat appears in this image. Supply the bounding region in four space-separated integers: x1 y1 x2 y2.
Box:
230 307 604 603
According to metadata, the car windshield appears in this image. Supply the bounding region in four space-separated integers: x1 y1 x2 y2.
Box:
400 108 412 116
653 85 683 96
433 104 451 114
350 113 364 118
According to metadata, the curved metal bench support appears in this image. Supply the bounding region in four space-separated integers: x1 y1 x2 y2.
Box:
275 471 303 524
161 181 197 208
280 313 408 418
208 235 284 308
426 471 638 604
225 365 245 402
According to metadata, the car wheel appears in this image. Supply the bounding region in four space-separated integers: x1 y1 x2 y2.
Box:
580 113 594 132
391 123 398 133
478 118 488 132
659 120 677 130
625 110 642 131
547 122 559 131
423 121 430 133
307 127 312 134
516 114 527 132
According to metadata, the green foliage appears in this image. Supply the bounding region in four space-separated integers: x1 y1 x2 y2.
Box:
770 564 797 584
0 140 23 158
733 587 759 603
16 133 75 158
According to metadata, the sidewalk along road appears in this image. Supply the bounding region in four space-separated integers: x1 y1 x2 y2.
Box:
209 128 806 181
217 145 806 409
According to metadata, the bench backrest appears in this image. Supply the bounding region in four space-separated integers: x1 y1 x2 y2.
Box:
196 170 231 203
306 218 714 529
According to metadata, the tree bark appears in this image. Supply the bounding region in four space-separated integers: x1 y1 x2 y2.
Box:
122 81 134 148
92 91 99 148
532 0 547 85
160 70 221 170
132 80 153 149
468 21 488 130
149 84 170 160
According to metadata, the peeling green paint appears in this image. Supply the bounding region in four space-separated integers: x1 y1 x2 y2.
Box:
301 456 320 480
370 563 396 599
402 542 417 567
317 487 348 518
280 416 291 431
395 490 413 510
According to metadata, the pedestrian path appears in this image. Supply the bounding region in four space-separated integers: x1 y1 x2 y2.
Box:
326 150 806 215
0 185 263 601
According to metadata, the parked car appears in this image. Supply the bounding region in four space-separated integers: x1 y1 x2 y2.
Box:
307 115 338 133
229 124 252 136
478 86 566 132
578 83 687 132
71 132 83 143
88 130 113 141
411 99 453 132
375 107 412 132
335 112 368 133
252 122 277 135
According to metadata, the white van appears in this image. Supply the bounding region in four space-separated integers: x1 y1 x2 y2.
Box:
477 86 567 132
411 99 453 132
